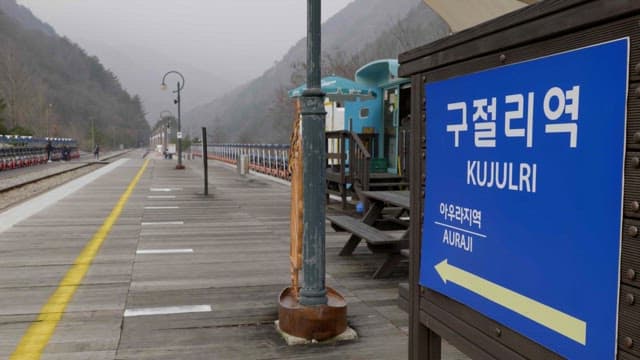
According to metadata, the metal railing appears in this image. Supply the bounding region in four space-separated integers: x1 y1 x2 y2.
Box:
349 132 372 192
325 130 372 193
191 143 291 180
190 132 372 192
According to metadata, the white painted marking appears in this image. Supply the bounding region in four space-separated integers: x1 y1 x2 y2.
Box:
141 221 184 226
147 195 176 199
434 221 487 238
124 305 211 317
144 206 180 210
0 159 129 234
137 249 194 254
149 188 182 192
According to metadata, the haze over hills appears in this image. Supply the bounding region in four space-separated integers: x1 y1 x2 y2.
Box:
16 0 357 128
72 36 233 128
1 0 447 147
0 0 149 148
186 0 449 143
0 0 53 35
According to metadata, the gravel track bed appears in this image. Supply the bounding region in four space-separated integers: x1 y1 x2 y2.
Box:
0 163 103 211
0 162 91 192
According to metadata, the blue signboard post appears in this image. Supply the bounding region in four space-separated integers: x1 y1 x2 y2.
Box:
420 38 629 359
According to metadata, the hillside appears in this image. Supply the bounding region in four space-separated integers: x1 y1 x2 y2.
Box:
185 0 447 143
0 0 149 148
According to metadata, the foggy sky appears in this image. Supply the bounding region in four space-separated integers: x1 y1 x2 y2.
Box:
16 0 354 99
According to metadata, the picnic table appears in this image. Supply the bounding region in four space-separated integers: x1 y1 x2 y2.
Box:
361 190 410 209
328 190 410 278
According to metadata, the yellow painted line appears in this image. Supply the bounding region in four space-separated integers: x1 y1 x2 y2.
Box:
10 159 149 360
435 259 587 345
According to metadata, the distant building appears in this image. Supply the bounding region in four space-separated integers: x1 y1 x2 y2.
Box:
149 123 174 155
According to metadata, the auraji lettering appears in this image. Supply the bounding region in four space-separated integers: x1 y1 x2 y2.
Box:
442 229 473 252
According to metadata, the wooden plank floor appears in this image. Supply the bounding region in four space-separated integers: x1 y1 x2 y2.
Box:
0 152 468 359
0 156 149 360
117 157 409 359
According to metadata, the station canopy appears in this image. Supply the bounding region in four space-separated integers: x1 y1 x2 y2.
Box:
424 0 536 32
288 76 377 101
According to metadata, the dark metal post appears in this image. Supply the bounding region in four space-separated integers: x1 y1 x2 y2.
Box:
299 0 327 306
177 81 183 168
202 127 208 196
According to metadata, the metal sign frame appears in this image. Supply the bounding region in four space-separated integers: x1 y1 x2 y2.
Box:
399 1 640 359
421 38 628 359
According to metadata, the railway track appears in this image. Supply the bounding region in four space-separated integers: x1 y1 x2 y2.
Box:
0 150 132 211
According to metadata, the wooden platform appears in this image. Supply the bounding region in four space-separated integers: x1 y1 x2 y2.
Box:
0 151 467 359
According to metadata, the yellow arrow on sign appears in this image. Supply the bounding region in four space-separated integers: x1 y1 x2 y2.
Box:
435 259 587 345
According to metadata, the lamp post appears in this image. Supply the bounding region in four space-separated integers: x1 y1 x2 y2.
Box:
277 0 346 342
299 0 328 306
161 71 185 169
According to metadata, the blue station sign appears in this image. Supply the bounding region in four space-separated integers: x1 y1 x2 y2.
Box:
420 38 629 359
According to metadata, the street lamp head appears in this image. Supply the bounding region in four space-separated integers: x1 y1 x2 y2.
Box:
161 83 168 91
161 70 185 93
160 110 173 121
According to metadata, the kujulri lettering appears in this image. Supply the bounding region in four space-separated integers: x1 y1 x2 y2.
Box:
467 160 537 193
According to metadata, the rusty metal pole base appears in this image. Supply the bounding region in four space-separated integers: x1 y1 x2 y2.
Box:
278 286 348 342
175 164 185 170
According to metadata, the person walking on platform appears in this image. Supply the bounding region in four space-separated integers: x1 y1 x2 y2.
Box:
46 140 53 162
93 144 100 160
62 145 70 161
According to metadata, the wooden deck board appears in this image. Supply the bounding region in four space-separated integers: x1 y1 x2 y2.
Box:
115 158 411 359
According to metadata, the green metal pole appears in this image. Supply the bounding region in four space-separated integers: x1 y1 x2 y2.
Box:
177 81 183 169
161 72 184 166
202 127 208 196
299 0 328 306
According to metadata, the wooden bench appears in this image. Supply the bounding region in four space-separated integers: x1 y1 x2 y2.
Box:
398 282 409 313
328 214 408 278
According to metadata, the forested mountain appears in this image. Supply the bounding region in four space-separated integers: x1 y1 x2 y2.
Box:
0 0 149 149
186 0 449 144
0 0 53 35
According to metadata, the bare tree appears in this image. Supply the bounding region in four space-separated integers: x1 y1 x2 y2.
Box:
211 116 230 143
387 16 417 51
323 49 363 79
0 40 49 134
0 41 31 129
0 98 7 133
290 61 306 87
